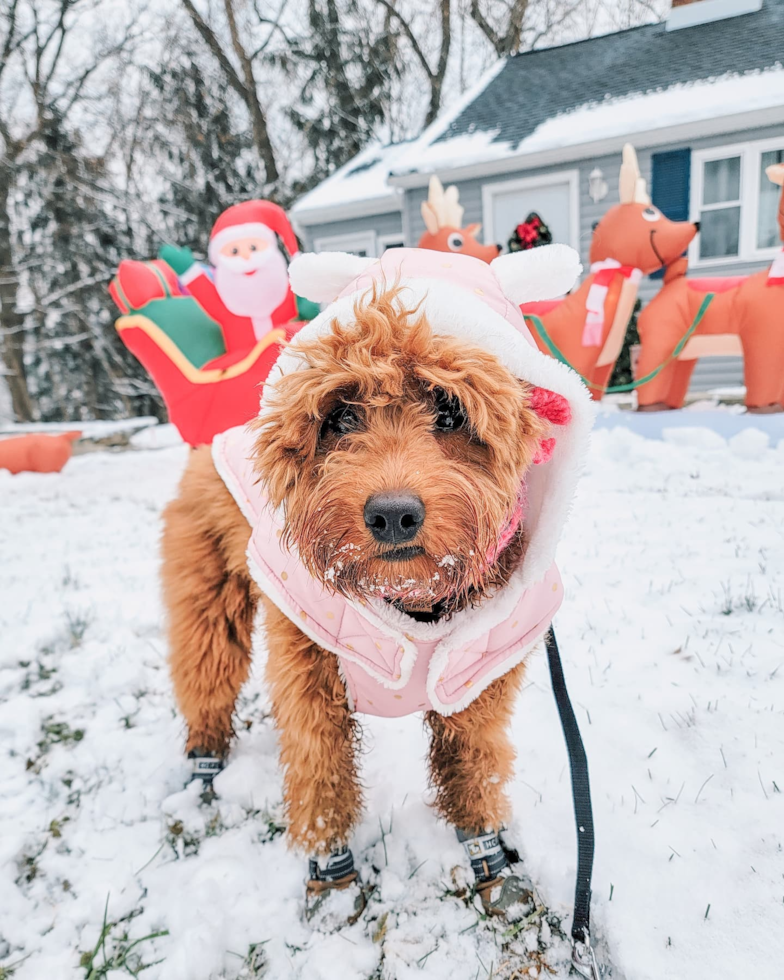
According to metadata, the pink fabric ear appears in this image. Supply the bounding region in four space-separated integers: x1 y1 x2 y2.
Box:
529 386 572 425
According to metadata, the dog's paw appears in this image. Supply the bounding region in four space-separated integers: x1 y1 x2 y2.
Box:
187 749 225 789
304 873 368 931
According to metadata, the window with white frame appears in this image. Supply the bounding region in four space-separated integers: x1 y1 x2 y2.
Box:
692 139 784 264
377 233 405 252
312 231 376 256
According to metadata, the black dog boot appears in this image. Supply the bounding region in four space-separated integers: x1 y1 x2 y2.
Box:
305 846 365 925
458 828 531 916
187 749 224 787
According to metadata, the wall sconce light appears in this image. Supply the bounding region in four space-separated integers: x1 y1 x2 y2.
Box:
588 167 608 204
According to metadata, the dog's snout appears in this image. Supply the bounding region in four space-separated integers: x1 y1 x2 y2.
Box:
364 492 425 545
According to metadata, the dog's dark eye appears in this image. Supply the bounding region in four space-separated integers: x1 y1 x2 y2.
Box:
432 389 466 432
320 403 362 440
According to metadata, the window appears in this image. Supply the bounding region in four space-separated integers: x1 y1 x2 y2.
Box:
691 139 784 265
312 231 377 256
377 233 405 252
481 170 579 253
698 156 741 259
758 148 784 249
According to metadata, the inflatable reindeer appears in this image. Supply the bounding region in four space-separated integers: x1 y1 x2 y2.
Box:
418 176 501 262
521 144 697 399
635 163 784 412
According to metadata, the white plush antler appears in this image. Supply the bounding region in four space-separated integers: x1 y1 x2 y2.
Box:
288 251 375 304
766 163 784 187
423 175 464 229
619 143 648 205
490 244 582 305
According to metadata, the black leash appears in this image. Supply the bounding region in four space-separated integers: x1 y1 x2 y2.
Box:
545 627 600 979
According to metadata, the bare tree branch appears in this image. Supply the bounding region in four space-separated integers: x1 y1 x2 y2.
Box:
374 0 451 124
222 0 279 183
470 0 529 57
179 0 279 187
180 0 250 101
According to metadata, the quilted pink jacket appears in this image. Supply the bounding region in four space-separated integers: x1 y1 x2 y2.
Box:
213 425 563 718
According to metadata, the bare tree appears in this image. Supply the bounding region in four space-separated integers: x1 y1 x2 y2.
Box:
469 0 529 56
0 0 140 421
179 0 281 191
374 0 451 125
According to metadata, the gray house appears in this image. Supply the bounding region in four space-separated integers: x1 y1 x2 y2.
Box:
293 0 784 391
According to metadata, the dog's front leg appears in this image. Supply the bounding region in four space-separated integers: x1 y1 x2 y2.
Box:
263 598 363 873
425 662 527 914
162 447 259 781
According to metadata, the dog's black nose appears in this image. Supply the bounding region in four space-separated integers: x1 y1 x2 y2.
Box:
364 492 425 544
693 221 701 232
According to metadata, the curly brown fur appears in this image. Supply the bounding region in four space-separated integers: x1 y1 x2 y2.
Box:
161 285 549 856
263 600 363 854
252 283 546 616
161 446 259 756
425 662 526 833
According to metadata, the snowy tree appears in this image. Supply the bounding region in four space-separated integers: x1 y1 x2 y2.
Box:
0 0 161 422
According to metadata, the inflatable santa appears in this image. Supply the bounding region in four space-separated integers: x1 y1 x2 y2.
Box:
109 199 317 447
178 200 301 351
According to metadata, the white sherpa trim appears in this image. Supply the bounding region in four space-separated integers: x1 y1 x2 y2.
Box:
211 432 257 528
208 222 278 265
489 245 582 304
288 251 376 304
260 277 594 591
427 636 545 716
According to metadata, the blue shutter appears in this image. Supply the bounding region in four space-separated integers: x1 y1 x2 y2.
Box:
650 148 691 279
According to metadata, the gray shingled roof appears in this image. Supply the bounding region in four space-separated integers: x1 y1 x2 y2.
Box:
435 0 784 152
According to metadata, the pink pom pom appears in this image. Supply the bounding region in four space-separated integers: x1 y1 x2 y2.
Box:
529 386 571 426
533 437 556 465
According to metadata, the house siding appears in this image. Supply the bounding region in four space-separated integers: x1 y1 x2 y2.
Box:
298 123 783 394
297 211 403 254
399 123 783 391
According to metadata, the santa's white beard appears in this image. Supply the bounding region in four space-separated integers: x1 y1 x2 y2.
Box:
214 248 289 320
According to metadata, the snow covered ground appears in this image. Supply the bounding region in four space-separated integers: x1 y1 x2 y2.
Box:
1 424 783 979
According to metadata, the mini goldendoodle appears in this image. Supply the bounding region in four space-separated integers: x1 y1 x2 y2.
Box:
160 246 590 916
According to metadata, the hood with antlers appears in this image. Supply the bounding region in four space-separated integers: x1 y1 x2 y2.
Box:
418 176 501 263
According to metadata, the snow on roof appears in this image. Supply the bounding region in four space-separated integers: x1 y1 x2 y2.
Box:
389 66 784 183
290 140 412 224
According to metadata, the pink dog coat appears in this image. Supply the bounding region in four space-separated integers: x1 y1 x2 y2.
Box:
214 246 594 718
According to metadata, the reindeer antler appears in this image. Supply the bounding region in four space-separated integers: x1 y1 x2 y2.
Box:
766 163 784 187
619 144 650 205
421 175 465 234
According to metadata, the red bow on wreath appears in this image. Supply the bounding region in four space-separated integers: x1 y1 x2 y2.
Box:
509 212 553 252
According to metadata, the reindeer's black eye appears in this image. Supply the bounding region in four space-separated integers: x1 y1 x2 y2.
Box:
446 232 464 251
320 403 362 441
432 389 466 432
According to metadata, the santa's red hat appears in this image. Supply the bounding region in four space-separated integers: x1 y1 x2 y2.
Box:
208 200 300 266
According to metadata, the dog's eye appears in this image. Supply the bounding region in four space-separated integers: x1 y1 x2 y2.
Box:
320 403 362 440
432 389 466 432
447 232 464 251
642 207 661 222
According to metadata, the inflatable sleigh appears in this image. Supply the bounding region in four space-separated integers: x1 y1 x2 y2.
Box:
110 201 317 447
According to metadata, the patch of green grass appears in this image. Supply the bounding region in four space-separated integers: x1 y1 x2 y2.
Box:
79 898 168 979
65 609 92 648
37 720 85 756
228 941 268 978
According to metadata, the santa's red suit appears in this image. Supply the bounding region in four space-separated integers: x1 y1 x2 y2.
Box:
179 200 300 352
